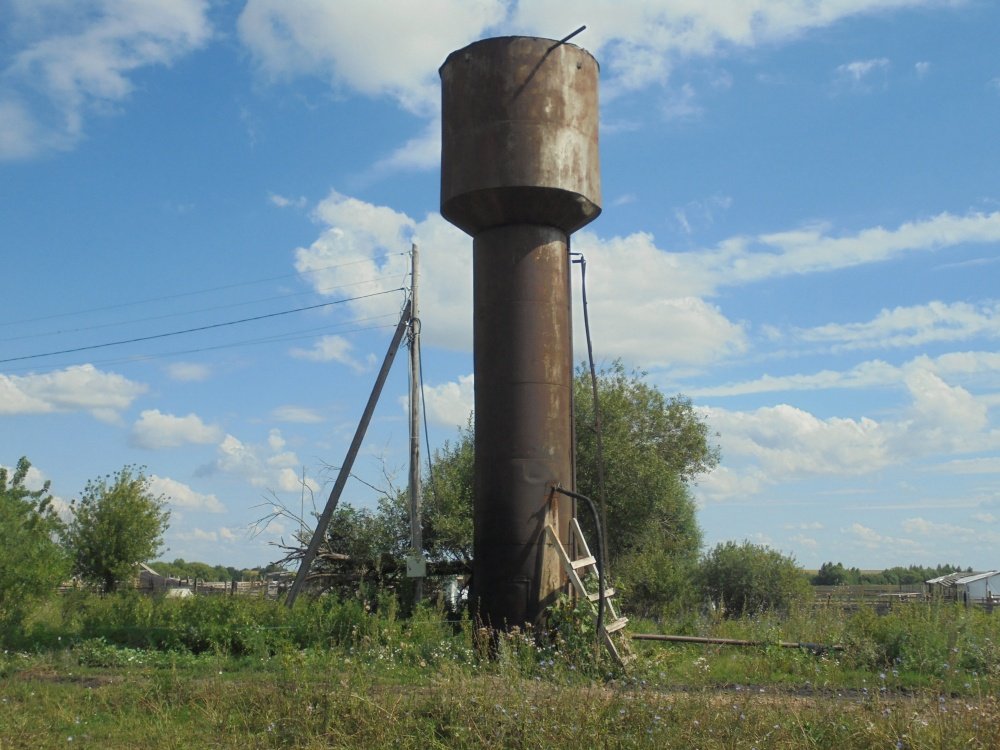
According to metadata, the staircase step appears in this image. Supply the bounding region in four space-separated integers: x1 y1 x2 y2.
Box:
570 555 597 570
604 617 629 634
587 588 616 601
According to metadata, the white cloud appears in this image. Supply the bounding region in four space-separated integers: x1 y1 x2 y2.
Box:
835 57 890 90
796 300 1000 351
698 211 1000 292
371 118 441 172
511 2 931 96
785 521 824 530
205 431 311 492
701 362 999 499
237 0 505 115
692 351 1000 398
294 192 1000 369
915 61 931 77
972 513 997 524
271 405 324 424
661 83 702 120
901 516 1000 546
148 474 225 513
789 534 818 549
290 334 367 372
844 522 919 550
416 374 475 428
935 457 1000 475
294 190 471 351
0 364 146 420
1 0 212 159
707 403 890 480
695 465 768 503
131 409 222 449
166 362 211 382
268 192 307 209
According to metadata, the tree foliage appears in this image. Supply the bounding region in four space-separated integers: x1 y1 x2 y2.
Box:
574 361 717 614
0 457 69 625
812 561 970 586
63 466 170 593
699 541 811 617
421 422 474 565
574 361 716 566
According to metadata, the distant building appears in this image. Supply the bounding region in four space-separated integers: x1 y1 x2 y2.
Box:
925 570 1000 605
954 571 1000 606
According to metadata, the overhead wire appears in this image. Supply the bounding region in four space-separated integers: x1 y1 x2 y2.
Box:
0 251 406 328
0 314 403 375
0 288 404 365
0 275 404 344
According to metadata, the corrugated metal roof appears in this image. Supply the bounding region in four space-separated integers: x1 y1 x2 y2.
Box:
955 571 1000 585
925 571 969 586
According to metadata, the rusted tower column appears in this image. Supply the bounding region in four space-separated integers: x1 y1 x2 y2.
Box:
440 36 601 629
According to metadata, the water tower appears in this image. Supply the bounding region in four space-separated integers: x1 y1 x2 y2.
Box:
440 35 601 628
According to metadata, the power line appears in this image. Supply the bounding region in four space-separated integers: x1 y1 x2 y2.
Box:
0 252 407 328
0 274 402 344
0 314 404 375
0 288 404 365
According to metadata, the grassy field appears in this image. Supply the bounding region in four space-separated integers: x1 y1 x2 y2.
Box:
2 593 999 748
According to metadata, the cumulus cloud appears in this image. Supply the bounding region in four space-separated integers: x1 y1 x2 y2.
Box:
148 474 225 513
706 403 891 480
290 334 368 372
293 190 471 351
844 522 919 550
416 374 475 429
834 57 890 90
166 362 211 382
693 351 1000 399
237 0 505 114
201 430 317 495
1 0 212 159
271 405 324 424
0 364 146 420
293 190 1000 370
796 301 1000 351
698 359 1000 503
131 409 222 449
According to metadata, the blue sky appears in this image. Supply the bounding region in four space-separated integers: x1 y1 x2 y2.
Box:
3 0 999 571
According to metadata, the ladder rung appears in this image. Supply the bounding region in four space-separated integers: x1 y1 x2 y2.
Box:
587 588 616 601
604 617 629 634
570 555 597 570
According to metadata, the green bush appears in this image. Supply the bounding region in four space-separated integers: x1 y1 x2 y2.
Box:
698 540 811 617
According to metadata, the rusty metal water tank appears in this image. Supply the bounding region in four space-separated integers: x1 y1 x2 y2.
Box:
440 36 601 236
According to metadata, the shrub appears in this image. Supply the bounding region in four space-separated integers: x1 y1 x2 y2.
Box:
699 541 810 617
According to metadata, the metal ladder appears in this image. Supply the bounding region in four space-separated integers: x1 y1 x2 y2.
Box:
545 517 633 668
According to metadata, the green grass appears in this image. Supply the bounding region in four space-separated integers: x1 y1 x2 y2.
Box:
2 594 1000 748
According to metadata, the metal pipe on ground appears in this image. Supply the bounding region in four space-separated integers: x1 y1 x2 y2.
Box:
632 633 845 654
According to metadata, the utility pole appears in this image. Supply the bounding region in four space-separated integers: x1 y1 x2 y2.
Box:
285 300 412 608
407 243 426 602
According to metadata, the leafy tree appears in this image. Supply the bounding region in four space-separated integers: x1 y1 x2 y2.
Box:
421 422 475 565
574 361 716 563
574 361 717 614
63 466 170 593
813 561 849 586
699 541 810 617
0 457 69 627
